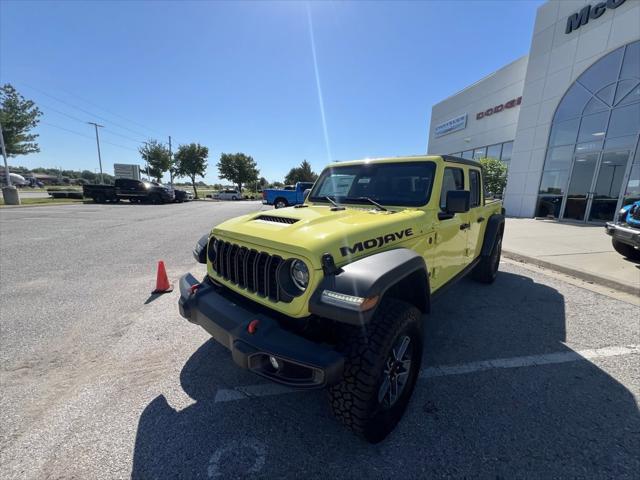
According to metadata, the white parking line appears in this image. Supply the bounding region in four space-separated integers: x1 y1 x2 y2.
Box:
213 344 639 403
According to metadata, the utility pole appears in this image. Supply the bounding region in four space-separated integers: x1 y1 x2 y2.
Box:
168 135 173 187
0 120 11 187
87 122 104 184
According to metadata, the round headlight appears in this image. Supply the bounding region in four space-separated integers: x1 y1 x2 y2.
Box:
290 259 309 291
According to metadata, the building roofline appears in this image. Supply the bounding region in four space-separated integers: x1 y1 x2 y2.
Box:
433 55 528 107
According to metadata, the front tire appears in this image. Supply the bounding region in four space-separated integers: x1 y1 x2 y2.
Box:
472 232 502 283
612 239 640 261
328 299 423 443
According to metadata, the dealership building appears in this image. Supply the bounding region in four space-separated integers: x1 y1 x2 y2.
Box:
428 0 640 223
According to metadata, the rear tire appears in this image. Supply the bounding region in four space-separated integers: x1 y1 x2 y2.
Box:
612 239 640 261
150 194 162 204
328 298 423 443
94 193 106 204
472 232 502 284
275 198 288 209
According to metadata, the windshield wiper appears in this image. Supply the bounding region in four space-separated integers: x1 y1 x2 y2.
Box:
347 196 388 211
325 196 345 211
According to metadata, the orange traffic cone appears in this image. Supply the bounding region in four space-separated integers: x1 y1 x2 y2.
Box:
152 260 173 294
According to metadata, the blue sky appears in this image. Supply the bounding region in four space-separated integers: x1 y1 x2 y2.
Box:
1 0 543 184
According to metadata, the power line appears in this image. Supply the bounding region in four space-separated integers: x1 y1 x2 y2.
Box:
40 102 146 144
56 86 169 138
18 82 155 140
40 121 139 152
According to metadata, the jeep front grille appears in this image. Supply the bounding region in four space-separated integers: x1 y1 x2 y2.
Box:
254 215 299 224
210 238 287 302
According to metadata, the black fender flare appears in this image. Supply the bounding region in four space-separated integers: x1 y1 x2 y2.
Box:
193 234 209 264
481 213 505 257
309 248 429 326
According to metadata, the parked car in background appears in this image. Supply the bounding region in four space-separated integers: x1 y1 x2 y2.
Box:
606 200 640 261
174 189 194 203
83 179 174 204
262 181 315 208
214 189 243 201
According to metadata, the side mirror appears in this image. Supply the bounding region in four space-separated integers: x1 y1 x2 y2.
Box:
446 190 470 214
303 189 311 201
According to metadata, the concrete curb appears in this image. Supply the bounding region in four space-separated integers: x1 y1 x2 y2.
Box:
502 249 640 297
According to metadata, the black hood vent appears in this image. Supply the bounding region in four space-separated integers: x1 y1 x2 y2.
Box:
254 215 299 225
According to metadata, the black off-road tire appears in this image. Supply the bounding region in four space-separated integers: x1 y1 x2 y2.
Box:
94 193 106 204
612 239 640 261
328 298 423 443
150 193 162 205
472 232 503 283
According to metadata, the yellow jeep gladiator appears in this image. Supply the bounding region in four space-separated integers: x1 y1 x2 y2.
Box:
179 155 504 442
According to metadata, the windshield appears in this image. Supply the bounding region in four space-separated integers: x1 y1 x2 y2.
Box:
308 161 436 207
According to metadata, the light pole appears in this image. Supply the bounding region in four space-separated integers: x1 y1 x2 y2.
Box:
168 135 173 187
87 122 104 184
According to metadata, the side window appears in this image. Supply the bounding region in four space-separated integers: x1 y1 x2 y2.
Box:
469 169 481 207
440 167 464 210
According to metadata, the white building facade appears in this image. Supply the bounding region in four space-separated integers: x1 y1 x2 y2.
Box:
428 0 640 223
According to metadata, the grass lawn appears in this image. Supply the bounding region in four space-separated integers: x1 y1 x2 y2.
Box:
0 197 87 207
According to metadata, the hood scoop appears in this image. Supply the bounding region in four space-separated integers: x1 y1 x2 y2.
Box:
253 214 299 225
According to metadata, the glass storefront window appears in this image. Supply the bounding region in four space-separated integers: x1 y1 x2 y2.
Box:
501 141 513 162
473 147 486 160
578 46 624 93
607 103 640 138
486 144 502 159
535 195 563 218
554 83 591 121
540 40 639 222
577 111 608 143
604 135 637 150
539 170 568 195
613 79 639 105
544 146 574 171
549 118 580 146
620 41 639 79
623 164 640 205
574 140 603 153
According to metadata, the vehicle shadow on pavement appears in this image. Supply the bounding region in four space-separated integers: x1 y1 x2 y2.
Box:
131 271 639 479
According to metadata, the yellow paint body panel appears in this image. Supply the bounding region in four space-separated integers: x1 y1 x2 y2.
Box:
208 155 503 318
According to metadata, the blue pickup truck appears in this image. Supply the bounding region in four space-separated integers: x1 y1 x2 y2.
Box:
262 181 315 208
606 200 640 261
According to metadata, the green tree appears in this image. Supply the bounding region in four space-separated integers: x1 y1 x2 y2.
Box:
0 84 42 156
174 143 209 199
139 140 171 182
258 177 268 190
480 157 508 196
284 160 317 185
217 153 259 192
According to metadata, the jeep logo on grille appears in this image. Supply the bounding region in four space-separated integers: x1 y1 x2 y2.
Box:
339 228 414 257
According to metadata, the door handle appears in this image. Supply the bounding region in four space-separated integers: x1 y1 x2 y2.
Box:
477 217 485 223
460 223 470 230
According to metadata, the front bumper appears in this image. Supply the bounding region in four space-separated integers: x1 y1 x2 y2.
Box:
178 273 344 388
605 222 640 249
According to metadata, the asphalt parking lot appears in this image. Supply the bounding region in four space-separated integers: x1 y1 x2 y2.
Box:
1 201 639 479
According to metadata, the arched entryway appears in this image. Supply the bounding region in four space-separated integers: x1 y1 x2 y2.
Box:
536 40 640 223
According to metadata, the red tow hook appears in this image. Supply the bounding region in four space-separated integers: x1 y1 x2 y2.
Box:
189 283 201 296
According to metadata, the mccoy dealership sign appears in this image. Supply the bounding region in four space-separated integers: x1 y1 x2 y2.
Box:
434 114 467 137
565 0 626 34
476 97 522 120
